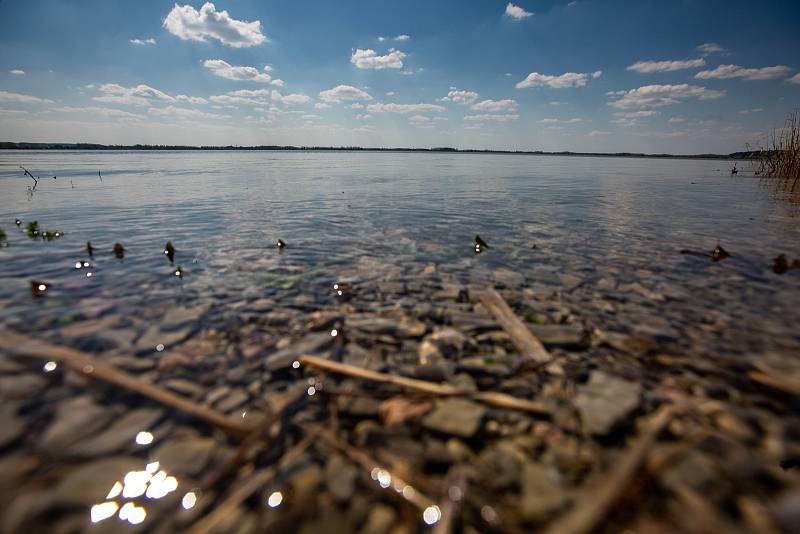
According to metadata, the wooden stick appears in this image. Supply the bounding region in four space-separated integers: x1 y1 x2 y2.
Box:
187 435 315 534
432 467 470 534
299 355 549 415
479 289 551 363
0 328 253 437
541 404 677 534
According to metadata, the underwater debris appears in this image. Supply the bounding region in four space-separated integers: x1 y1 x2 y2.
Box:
164 241 175 263
174 265 184 278
0 228 5 241
277 239 287 249
773 254 800 274
113 243 125 259
26 221 39 238
41 230 63 241
474 234 490 254
15 219 21 227
30 280 50 297
86 241 95 258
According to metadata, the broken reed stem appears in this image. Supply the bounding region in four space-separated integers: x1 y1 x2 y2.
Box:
479 288 552 364
541 404 678 534
299 355 549 416
303 423 436 512
188 434 315 534
0 328 253 437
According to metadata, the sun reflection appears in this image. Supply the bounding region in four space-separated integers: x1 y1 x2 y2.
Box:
267 491 283 508
292 360 300 369
90 502 119 523
119 502 147 525
43 361 57 372
91 462 180 526
182 492 197 510
135 431 154 445
330 329 338 337
307 386 316 396
423 505 441 525
106 481 123 499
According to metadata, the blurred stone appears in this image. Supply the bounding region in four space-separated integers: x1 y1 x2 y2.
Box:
575 372 641 435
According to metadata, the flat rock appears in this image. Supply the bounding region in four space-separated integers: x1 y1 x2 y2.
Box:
575 372 641 435
152 435 216 476
325 454 358 502
164 378 204 398
52 456 142 507
0 374 47 399
519 462 566 522
216 389 249 413
529 324 588 348
135 325 192 353
265 332 333 371
423 398 486 438
360 504 397 534
70 408 164 456
161 304 209 329
40 396 112 453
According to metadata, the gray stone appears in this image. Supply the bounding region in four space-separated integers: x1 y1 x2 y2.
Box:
163 378 204 398
575 372 641 435
519 463 566 522
325 454 358 502
51 456 142 507
0 404 24 447
423 398 486 437
0 374 47 399
40 396 112 453
529 324 589 348
152 436 216 476
161 304 209 329
71 408 164 456
360 504 397 534
265 332 334 371
216 389 249 413
135 325 192 353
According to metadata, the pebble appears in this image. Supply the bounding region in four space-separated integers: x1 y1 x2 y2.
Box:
575 371 641 435
325 454 358 502
39 396 112 453
51 456 142 507
519 462 566 522
152 435 216 476
70 408 164 456
423 398 486 438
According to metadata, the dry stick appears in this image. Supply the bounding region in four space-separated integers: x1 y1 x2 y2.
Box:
432 468 470 534
0 328 253 437
303 423 436 512
187 434 315 534
479 288 552 364
299 355 549 416
541 404 678 534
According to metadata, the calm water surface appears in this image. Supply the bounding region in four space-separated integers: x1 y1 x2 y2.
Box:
1 150 799 352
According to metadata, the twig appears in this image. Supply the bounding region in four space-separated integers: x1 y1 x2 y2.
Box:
540 404 678 534
299 355 549 415
20 166 38 190
432 467 470 534
187 434 315 534
0 328 253 437
479 289 552 363
303 423 436 512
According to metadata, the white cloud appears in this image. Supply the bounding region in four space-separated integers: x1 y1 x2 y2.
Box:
668 117 685 123
350 102 364 109
505 3 533 20
314 102 331 109
148 106 230 120
350 48 406 70
318 85 373 103
789 73 800 85
356 113 372 120
408 114 432 125
0 90 53 104
441 88 479 104
93 83 174 106
129 38 156 45
516 71 598 89
386 91 396 96
609 84 726 109
203 59 278 84
9 69 25 75
587 130 610 137
464 114 519 121
271 90 310 105
539 117 584 124
627 58 706 73
367 102 445 113
471 99 518 112
738 108 764 114
695 64 792 81
697 43 726 54
209 89 269 106
0 108 29 115
614 110 660 118
163 2 266 48
394 34 410 41
176 95 208 105
52 106 144 119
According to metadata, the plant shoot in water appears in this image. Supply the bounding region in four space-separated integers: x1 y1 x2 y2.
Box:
113 243 125 259
164 241 175 263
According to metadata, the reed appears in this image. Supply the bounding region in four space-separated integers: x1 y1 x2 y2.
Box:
752 110 800 191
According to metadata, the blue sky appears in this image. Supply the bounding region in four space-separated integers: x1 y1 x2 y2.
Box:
1 0 798 152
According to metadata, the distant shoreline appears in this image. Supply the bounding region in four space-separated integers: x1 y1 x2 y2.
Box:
0 142 754 161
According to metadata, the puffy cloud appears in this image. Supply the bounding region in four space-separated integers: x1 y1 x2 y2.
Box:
394 34 410 41
129 38 156 45
52 106 144 119
350 102 364 109
318 85 373 103
163 2 266 48
209 89 270 106
695 64 791 80
356 113 372 120
516 71 598 89
9 69 25 75
176 94 208 105
505 3 533 20
539 117 584 124
367 102 446 113
441 88 479 104
471 99 518 112
464 114 519 121
350 48 406 70
408 114 432 125
614 110 660 118
314 102 331 109
0 90 53 104
627 58 706 73
271 90 311 105
609 84 725 109
668 117 685 123
788 73 800 85
148 106 230 119
697 43 726 54
203 59 279 84
93 83 175 106
587 130 610 137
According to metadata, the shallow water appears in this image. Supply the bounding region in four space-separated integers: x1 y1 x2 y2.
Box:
1 150 799 348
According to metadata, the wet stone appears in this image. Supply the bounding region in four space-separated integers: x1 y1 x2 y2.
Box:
325 454 358 503
164 378 204 398
216 389 249 413
575 371 642 435
152 435 216 476
519 463 566 522
40 396 112 453
265 332 334 371
0 404 24 448
360 504 397 534
135 325 192 353
0 374 47 399
423 398 486 438
161 304 209 329
529 324 589 348
70 407 164 456
51 456 142 507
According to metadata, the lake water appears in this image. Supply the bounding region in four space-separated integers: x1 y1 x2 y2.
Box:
1 150 799 355
1 150 800 531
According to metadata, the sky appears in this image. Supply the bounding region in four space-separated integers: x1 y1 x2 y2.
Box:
1 0 799 153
